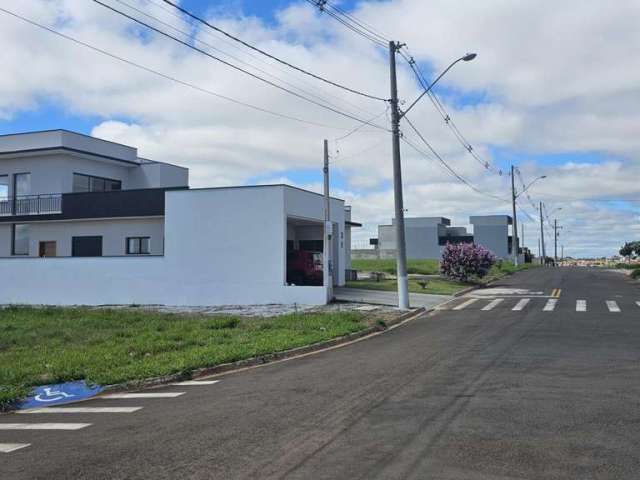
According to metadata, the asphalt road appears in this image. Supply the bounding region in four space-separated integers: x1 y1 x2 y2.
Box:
2 267 640 479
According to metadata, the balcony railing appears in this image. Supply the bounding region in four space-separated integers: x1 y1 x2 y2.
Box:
0 194 63 216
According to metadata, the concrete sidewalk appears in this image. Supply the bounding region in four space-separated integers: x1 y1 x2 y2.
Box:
334 287 451 309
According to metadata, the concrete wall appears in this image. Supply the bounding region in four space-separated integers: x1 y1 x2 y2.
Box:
0 218 164 257
470 216 511 259
128 162 189 189
0 186 340 306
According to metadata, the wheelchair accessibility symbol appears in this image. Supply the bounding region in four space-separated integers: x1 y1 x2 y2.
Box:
20 381 104 410
34 387 76 403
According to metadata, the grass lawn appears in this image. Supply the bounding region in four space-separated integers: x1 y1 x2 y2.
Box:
346 277 471 295
0 307 367 410
351 258 439 275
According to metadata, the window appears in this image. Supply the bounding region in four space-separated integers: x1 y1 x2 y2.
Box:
126 237 150 255
0 175 8 199
72 236 103 257
12 224 29 255
14 173 30 197
73 173 121 193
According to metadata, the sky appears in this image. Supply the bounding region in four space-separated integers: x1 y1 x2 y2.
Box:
1 0 639 258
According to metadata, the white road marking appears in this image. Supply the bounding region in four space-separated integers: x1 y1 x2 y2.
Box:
453 298 479 311
543 299 558 311
512 299 530 311
18 407 142 414
636 301 640 308
0 423 91 430
481 299 504 311
576 300 587 312
101 392 185 399
606 301 621 312
171 380 220 386
0 443 30 453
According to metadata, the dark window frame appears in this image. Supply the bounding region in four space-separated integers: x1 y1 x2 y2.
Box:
11 223 29 256
126 236 151 255
72 172 122 193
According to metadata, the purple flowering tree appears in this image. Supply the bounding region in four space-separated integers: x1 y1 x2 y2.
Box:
440 242 496 282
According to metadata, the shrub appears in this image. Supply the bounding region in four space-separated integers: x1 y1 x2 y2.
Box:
631 268 640 280
440 242 496 282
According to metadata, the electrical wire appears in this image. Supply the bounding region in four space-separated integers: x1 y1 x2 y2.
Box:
0 6 373 131
144 0 381 118
402 116 509 202
305 0 388 48
401 49 503 176
161 0 388 101
92 0 390 131
322 1 390 44
111 0 380 122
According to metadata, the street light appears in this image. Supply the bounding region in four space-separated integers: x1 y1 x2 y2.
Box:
401 53 478 119
516 175 546 199
389 47 477 309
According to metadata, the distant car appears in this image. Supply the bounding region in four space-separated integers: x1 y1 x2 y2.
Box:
287 250 323 286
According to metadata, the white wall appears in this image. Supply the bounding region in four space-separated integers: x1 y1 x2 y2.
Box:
0 186 342 306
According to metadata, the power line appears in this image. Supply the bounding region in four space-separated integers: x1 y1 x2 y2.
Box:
161 0 388 101
322 1 390 44
92 0 389 131
304 0 388 48
403 116 509 202
111 0 379 122
401 50 503 176
143 0 380 119
0 6 370 131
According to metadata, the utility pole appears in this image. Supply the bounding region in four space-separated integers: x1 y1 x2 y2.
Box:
554 219 558 265
510 165 519 266
539 201 546 265
323 139 333 302
389 41 409 309
561 244 564 262
538 237 541 263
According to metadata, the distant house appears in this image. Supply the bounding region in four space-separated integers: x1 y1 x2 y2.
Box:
372 215 521 261
0 130 357 306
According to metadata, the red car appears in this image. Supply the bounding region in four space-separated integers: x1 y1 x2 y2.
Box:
287 250 323 286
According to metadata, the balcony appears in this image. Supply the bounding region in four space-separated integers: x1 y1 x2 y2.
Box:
0 194 63 217
0 188 175 222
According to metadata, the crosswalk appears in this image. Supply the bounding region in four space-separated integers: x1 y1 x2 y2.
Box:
444 297 639 313
0 379 219 454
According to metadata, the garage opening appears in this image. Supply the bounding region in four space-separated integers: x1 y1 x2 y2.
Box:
286 217 337 287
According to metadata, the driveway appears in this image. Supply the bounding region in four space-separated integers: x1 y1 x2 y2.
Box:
333 286 452 309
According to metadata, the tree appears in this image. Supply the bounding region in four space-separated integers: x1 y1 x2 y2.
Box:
619 241 640 260
440 242 496 282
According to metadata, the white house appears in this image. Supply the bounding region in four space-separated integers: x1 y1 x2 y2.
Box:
0 130 356 306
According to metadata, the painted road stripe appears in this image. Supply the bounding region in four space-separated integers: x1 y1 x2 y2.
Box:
512 299 530 311
171 380 220 386
636 301 640 308
0 443 30 453
453 298 479 311
606 301 621 312
543 299 558 311
0 423 91 430
101 392 185 399
19 407 142 414
481 299 503 311
576 300 587 312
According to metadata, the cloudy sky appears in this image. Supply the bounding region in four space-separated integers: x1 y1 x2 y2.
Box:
1 0 639 258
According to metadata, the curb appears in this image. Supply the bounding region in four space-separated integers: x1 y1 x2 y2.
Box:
100 306 427 393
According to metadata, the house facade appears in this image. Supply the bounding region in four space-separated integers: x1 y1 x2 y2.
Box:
373 215 521 261
0 130 354 306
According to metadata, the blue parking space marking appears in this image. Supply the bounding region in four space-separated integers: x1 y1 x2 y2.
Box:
19 381 103 410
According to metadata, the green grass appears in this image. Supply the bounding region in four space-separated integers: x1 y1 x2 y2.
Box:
631 268 640 279
351 258 439 275
346 277 471 295
482 260 538 283
0 307 366 410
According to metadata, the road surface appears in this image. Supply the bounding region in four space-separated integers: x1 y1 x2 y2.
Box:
2 267 639 479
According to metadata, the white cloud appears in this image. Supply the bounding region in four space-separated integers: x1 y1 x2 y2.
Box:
0 0 638 257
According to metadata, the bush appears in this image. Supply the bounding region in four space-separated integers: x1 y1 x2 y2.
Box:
631 268 640 279
440 242 496 282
